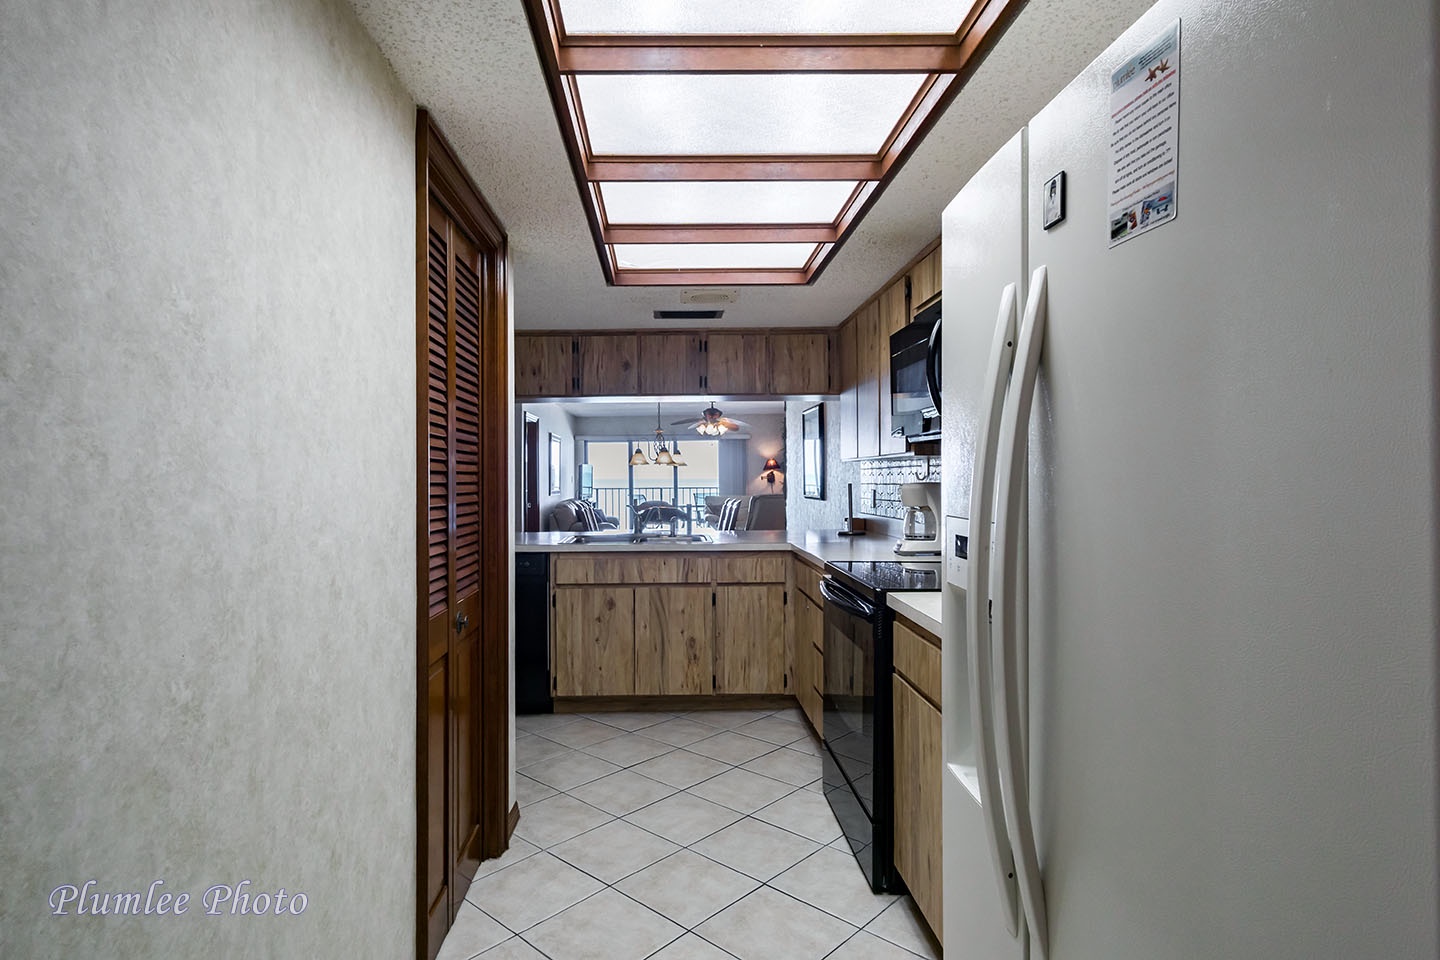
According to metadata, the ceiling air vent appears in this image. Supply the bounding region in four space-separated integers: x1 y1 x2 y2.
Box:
680 289 739 305
654 309 724 320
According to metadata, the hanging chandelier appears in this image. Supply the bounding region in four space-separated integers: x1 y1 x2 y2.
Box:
629 404 686 467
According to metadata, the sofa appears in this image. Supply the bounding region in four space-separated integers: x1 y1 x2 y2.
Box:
702 494 786 531
548 498 619 532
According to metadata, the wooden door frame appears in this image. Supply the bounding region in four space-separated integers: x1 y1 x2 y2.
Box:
415 108 512 959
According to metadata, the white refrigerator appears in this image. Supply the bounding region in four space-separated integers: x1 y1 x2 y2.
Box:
939 1 1439 958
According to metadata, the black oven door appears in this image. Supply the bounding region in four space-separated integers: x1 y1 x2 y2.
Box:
821 576 877 815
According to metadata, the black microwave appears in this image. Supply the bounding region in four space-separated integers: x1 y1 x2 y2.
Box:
890 300 941 442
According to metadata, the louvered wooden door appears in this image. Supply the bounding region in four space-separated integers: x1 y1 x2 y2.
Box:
423 196 484 952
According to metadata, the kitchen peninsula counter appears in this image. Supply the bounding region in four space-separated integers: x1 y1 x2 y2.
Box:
516 529 904 568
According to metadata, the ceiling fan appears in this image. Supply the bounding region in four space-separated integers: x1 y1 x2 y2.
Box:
672 403 750 436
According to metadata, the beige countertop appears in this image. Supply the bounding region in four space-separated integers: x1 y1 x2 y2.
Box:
516 529 905 567
888 592 942 637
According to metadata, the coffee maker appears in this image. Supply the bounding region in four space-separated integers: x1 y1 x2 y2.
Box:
894 481 942 556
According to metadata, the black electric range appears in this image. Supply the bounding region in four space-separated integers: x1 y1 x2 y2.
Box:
819 559 941 893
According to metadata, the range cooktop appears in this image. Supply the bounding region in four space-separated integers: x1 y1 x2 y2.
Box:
824 560 942 598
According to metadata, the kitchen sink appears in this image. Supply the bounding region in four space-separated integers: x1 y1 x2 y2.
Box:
634 533 712 544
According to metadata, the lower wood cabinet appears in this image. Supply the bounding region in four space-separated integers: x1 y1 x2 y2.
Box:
893 618 943 940
553 586 634 696
714 585 786 694
794 591 823 734
550 552 789 698
635 585 712 695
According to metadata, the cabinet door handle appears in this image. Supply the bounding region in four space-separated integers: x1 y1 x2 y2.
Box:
455 612 469 633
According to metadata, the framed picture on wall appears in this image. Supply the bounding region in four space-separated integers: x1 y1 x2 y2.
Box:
548 433 562 494
802 404 825 500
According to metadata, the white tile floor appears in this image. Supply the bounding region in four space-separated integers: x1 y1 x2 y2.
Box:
439 708 943 960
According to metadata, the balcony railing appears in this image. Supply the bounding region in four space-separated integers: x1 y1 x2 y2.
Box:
592 484 720 530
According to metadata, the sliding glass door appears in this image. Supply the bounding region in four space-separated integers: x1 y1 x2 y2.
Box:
582 439 720 530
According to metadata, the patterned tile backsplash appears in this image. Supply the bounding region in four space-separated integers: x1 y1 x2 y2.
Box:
858 455 943 519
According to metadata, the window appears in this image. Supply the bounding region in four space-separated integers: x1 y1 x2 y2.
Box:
582 438 720 530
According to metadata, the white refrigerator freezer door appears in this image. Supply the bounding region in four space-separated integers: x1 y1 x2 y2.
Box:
993 265 1050 958
965 282 1020 937
942 127 1027 957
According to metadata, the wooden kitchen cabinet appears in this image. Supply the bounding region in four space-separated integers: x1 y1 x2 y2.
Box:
639 334 706 395
893 617 942 939
910 246 942 312
553 586 634 696
635 585 713 695
551 551 790 699
556 554 712 585
705 333 767 394
714 585 787 694
770 332 832 395
516 328 833 398
578 334 638 395
515 334 574 397
837 316 859 461
878 278 910 456
794 589 824 734
855 299 883 459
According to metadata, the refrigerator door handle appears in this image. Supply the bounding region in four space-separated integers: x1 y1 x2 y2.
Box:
966 281 1021 935
994 264 1051 957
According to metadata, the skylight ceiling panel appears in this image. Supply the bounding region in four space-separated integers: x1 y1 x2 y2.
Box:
558 0 973 35
613 242 819 270
577 73 927 156
599 181 858 225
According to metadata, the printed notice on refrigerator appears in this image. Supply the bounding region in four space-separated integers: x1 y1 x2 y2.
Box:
1108 20 1180 246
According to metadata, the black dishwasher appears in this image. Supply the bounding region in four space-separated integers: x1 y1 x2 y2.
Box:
515 553 552 714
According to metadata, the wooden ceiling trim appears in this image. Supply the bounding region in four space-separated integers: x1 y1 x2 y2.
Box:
604 224 839 244
585 158 883 182
555 42 969 74
520 0 614 282
523 0 1028 287
808 0 1022 287
612 268 811 286
872 74 943 166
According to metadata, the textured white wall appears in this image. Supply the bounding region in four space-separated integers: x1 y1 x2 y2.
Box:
518 403 580 529
784 400 898 537
0 0 417 956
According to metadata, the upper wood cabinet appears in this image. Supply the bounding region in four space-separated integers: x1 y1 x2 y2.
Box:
878 278 910 456
705 333 768 394
578 334 638 395
515 334 574 397
639 334 705 395
910 246 942 311
515 328 835 398
832 238 940 460
855 300 883 460
770 332 832 395
838 316 859 461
